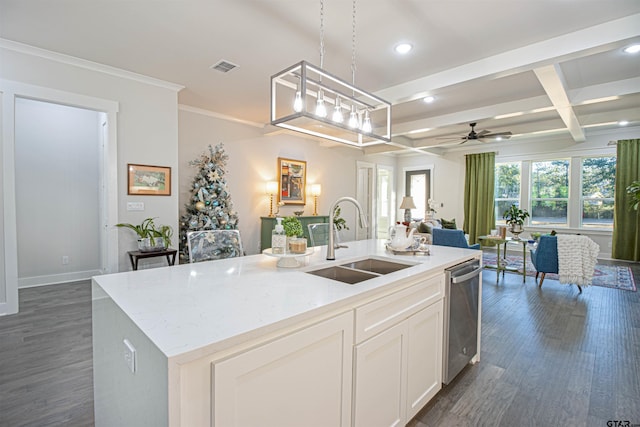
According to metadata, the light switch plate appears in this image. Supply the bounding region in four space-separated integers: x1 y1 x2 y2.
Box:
127 202 144 211
123 339 136 373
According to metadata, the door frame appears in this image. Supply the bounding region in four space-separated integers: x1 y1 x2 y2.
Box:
1 79 118 314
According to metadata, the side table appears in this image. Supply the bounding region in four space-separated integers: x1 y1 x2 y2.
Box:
128 248 178 271
478 236 528 283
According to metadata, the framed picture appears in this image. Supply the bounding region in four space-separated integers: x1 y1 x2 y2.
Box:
127 164 171 196
277 157 306 205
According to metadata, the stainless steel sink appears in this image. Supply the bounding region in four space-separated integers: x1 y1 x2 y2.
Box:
306 257 416 284
306 266 379 284
340 258 413 275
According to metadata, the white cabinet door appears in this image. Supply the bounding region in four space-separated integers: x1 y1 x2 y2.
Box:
353 321 407 427
406 301 443 421
213 312 353 427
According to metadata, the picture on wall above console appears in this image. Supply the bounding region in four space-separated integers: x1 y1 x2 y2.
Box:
127 164 171 196
278 157 306 205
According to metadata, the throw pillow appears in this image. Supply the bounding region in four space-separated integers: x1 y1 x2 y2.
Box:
440 218 457 229
417 222 431 233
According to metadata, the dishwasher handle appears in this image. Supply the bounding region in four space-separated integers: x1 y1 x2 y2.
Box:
451 266 482 284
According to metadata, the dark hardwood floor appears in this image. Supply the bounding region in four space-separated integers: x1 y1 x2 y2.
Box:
1 259 638 427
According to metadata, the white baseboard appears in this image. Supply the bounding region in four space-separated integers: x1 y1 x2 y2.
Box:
18 269 102 288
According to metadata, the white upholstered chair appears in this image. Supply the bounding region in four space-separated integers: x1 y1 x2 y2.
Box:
186 230 244 263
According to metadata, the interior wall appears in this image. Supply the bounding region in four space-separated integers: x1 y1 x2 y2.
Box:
0 42 181 314
15 98 101 287
178 108 393 255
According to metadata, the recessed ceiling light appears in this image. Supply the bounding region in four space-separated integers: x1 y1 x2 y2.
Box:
395 43 413 54
422 96 435 103
618 120 629 126
623 44 640 54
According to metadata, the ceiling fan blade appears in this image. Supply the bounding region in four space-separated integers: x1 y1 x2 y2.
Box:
476 129 491 137
479 131 513 140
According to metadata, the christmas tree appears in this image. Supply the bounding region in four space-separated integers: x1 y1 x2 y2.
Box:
179 143 239 263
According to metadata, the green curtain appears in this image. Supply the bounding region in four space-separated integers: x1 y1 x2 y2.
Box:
612 139 640 261
464 152 495 245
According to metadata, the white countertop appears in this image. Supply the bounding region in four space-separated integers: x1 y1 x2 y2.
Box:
92 239 479 361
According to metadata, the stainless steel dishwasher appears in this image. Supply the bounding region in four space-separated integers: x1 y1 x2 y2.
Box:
443 258 481 384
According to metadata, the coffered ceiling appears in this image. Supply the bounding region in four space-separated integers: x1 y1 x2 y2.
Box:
1 0 639 154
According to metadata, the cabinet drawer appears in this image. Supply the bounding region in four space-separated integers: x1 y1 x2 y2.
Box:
355 274 443 343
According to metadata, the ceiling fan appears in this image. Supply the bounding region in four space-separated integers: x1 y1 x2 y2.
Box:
439 122 513 144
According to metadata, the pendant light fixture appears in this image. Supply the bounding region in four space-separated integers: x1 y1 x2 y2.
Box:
270 0 391 147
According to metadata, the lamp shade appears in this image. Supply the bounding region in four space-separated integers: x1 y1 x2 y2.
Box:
310 184 322 197
266 181 278 195
399 196 416 210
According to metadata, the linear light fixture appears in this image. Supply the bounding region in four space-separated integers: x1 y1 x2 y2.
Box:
270 61 391 147
270 0 391 148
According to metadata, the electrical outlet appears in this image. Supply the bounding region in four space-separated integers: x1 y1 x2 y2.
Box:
123 339 136 373
62 256 69 265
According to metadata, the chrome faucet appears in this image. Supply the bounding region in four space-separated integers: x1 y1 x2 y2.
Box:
327 196 368 260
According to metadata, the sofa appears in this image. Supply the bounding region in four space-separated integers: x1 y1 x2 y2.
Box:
410 217 464 246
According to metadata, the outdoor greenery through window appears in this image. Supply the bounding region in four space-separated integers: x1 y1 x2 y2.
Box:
581 156 615 228
494 162 521 224
531 160 569 226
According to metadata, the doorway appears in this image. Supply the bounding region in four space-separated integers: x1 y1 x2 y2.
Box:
14 98 104 287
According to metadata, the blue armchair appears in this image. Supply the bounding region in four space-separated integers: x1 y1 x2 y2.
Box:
432 228 480 250
530 235 582 292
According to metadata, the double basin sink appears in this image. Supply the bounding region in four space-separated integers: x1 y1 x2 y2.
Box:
306 257 416 284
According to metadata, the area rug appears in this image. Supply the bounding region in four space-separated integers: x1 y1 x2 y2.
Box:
481 252 637 292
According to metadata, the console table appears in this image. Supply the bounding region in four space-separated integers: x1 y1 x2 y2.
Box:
260 215 329 251
127 249 178 271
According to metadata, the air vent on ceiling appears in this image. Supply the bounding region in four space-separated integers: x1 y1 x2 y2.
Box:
210 60 238 73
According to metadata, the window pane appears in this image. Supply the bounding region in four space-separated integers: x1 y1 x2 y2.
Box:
582 199 614 228
582 157 616 198
495 163 521 199
531 160 569 198
531 200 568 225
409 173 426 219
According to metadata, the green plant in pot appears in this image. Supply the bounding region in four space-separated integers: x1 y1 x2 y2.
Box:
502 204 529 240
281 216 306 254
116 217 173 251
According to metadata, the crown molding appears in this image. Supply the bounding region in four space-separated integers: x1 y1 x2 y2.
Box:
0 38 184 92
178 104 264 128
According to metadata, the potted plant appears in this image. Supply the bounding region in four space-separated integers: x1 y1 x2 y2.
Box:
116 217 173 251
281 216 306 254
502 204 529 239
332 206 349 232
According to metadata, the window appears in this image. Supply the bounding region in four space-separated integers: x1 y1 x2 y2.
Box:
494 162 521 224
530 160 569 226
581 156 615 228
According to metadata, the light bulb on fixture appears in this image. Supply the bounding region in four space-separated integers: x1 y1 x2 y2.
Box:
362 110 372 133
315 90 327 117
332 97 344 123
348 105 359 128
293 90 303 112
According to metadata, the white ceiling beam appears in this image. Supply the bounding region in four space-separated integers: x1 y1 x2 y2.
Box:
392 95 551 137
534 64 585 142
569 76 640 104
375 13 640 105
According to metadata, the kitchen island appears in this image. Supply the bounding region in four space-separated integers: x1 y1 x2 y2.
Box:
92 239 481 427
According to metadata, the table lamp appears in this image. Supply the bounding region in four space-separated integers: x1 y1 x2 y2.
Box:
266 181 278 217
310 184 322 216
399 196 416 223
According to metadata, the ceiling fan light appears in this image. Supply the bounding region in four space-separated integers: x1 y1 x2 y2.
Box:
315 90 327 118
423 96 435 103
293 90 303 113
